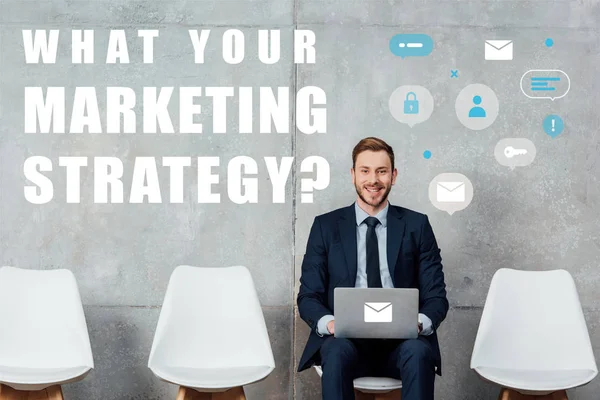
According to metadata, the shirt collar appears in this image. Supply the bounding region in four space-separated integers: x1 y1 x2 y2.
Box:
355 201 389 228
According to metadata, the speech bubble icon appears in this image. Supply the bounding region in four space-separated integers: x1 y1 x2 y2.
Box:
494 138 537 170
389 85 434 128
389 34 434 58
520 69 570 101
428 173 474 215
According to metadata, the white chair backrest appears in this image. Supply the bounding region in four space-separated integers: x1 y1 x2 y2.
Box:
471 268 597 375
148 265 275 370
0 266 94 369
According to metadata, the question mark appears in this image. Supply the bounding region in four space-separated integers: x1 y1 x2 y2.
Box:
300 156 330 203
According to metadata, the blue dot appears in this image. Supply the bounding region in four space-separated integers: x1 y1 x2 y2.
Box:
473 95 482 105
545 38 554 47
423 150 432 159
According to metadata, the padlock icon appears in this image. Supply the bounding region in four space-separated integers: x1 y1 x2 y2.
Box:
403 92 419 114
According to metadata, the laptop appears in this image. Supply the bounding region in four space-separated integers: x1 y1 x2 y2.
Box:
334 287 419 339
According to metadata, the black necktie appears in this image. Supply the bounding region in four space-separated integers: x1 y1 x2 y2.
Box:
365 216 382 288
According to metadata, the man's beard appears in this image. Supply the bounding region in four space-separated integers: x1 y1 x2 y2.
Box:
355 183 391 208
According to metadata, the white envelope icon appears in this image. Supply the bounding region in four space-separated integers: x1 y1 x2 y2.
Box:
485 40 513 60
364 302 392 323
437 181 465 203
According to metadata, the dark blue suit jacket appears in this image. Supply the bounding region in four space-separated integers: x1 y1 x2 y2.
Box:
296 203 449 376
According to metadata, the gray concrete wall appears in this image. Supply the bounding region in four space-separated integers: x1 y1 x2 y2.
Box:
1 1 599 399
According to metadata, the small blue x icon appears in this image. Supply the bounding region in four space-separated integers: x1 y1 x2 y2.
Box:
451 70 458 78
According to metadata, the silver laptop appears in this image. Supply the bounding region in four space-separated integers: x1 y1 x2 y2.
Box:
334 287 419 339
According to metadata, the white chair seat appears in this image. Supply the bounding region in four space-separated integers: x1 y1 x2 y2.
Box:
314 365 402 392
148 265 275 391
473 366 597 392
470 269 598 393
150 365 274 390
0 266 94 392
0 366 92 391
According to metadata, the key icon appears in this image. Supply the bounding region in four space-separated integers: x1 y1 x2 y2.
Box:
504 146 528 158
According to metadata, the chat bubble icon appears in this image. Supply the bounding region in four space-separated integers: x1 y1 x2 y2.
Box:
389 85 434 128
389 34 434 58
494 138 537 170
428 173 474 215
520 69 570 101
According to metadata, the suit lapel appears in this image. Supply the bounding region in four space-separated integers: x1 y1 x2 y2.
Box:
338 205 357 283
386 205 406 286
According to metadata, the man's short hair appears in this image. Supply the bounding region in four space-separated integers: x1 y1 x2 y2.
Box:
352 137 395 171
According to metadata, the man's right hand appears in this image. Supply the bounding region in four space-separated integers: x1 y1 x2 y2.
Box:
327 320 335 335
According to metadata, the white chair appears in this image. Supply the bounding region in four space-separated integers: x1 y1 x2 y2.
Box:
470 268 598 400
313 365 402 399
0 266 94 400
148 265 275 400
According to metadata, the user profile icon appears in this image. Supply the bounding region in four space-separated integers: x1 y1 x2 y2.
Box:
468 96 487 118
455 84 499 130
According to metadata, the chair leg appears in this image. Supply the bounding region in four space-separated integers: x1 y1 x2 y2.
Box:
354 390 374 400
176 386 246 400
549 391 568 400
44 387 63 400
0 385 64 400
176 387 210 400
0 385 20 400
498 388 568 400
354 389 402 400
373 389 402 400
212 387 245 400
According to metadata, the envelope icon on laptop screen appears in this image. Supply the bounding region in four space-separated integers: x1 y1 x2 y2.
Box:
485 40 513 60
364 302 392 323
436 181 465 203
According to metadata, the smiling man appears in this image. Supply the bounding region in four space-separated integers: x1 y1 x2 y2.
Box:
297 137 449 400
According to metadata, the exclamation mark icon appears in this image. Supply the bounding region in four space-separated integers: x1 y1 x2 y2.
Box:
544 114 563 138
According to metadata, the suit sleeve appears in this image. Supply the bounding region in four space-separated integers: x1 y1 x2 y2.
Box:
297 216 332 333
417 215 449 331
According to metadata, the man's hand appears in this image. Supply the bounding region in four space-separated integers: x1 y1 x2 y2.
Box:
327 320 335 335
